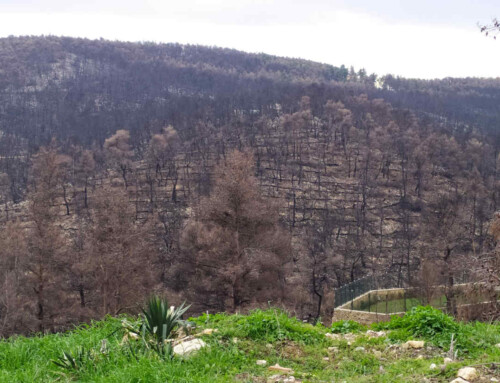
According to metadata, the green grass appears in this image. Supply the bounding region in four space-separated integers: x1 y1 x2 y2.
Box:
0 308 499 382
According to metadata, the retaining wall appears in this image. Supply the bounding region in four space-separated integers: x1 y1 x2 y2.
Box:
331 284 499 325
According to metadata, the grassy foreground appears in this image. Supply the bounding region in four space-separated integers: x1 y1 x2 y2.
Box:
0 307 499 382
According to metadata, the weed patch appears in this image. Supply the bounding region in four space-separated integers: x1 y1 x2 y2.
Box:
373 306 500 355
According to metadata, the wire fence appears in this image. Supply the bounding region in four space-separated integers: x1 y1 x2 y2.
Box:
334 273 399 308
333 271 474 309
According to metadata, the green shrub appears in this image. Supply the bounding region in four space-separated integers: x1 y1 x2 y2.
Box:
191 309 327 344
331 320 366 334
373 306 500 355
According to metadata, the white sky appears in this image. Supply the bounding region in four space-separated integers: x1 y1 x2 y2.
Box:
0 0 499 79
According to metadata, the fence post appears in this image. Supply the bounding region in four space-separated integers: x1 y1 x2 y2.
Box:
403 289 407 312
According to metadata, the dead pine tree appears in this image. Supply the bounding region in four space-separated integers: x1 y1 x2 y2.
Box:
180 150 291 312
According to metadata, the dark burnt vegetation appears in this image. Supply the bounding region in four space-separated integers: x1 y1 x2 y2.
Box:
0 36 499 337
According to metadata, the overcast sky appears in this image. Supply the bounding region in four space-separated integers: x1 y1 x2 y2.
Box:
1 0 499 79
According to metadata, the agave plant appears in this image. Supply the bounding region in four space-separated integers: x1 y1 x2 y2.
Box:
140 296 190 357
52 346 93 373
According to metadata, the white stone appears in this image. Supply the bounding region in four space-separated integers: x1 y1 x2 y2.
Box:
354 346 365 352
429 363 438 370
343 333 357 342
373 350 382 358
198 328 218 336
267 374 297 382
490 378 499 382
325 333 341 340
268 364 294 374
256 360 267 366
173 339 206 356
323 357 330 361
366 330 386 338
457 367 478 381
268 374 283 382
444 357 453 364
402 340 425 349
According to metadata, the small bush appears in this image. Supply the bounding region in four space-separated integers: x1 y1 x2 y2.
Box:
380 306 457 336
373 306 500 355
191 309 327 344
331 320 366 334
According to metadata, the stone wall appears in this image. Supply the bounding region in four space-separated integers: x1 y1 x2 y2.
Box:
331 308 399 325
331 288 406 325
331 284 499 325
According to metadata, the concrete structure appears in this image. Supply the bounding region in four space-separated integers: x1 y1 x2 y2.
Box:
332 284 499 325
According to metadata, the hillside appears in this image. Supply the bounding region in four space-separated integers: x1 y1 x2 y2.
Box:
1 306 499 382
0 35 353 145
1 36 499 147
0 36 499 335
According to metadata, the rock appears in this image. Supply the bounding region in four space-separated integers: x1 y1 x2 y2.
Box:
232 337 238 344
495 343 500 348
429 363 438 370
491 378 499 382
402 340 425 349
268 375 281 382
457 367 478 381
343 333 357 342
325 333 341 340
443 357 453 364
267 376 298 383
266 343 273 349
268 364 294 374
366 330 386 338
173 339 206 356
256 360 267 366
416 355 424 360
450 379 468 383
120 331 139 345
354 346 365 352
379 366 385 373
328 346 339 353
100 339 108 354
197 328 218 336
323 357 330 361
267 375 300 383
373 350 382 358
